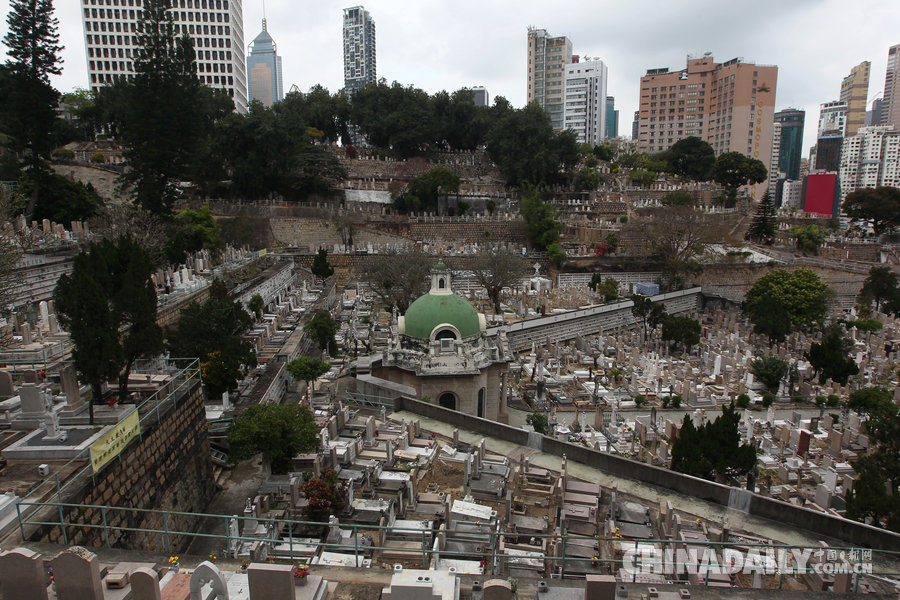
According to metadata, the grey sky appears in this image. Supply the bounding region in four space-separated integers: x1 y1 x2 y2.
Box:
2 0 899 156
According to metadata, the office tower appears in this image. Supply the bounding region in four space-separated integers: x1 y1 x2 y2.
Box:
881 44 900 128
343 6 376 95
527 27 572 131
632 111 639 139
246 19 283 107
563 58 607 145
773 109 804 180
81 0 248 113
839 61 870 137
636 54 778 191
866 98 883 126
801 171 841 217
471 86 490 107
839 125 900 199
605 96 618 138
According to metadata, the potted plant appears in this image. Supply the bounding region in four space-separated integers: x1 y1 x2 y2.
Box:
292 563 309 586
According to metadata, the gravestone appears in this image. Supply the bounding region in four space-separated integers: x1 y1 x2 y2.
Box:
51 546 103 600
0 371 14 400
248 563 293 600
130 567 162 600
0 547 48 600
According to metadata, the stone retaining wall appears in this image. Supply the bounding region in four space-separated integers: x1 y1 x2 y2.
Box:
35 379 214 553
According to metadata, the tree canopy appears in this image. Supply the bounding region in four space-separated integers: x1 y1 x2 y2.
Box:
659 137 716 181
311 248 334 285
520 186 561 250
660 315 701 353
745 191 777 243
286 356 331 394
632 295 667 339
304 310 338 356
750 355 788 391
671 403 757 482
468 249 528 313
804 323 859 385
711 152 767 204
54 235 163 422
743 268 831 343
647 207 713 291
842 187 900 236
366 249 432 312
858 265 899 312
395 166 460 214
228 403 319 474
167 280 256 398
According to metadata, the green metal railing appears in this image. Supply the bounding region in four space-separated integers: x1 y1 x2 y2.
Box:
16 359 202 526
14 500 900 592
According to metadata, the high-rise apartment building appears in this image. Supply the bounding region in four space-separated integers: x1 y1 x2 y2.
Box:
817 100 848 136
246 19 282 107
563 59 607 145
80 0 248 113
343 6 376 95
839 125 900 199
880 45 900 128
527 27 572 131
839 61 870 137
605 96 618 138
636 54 778 192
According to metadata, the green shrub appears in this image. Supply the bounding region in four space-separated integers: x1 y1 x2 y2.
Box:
90 152 105 164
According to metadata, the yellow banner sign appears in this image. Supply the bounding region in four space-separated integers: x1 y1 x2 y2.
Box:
90 410 140 473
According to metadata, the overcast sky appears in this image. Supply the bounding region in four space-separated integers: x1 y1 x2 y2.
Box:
2 0 899 156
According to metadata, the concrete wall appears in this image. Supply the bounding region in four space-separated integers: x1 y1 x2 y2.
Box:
34 380 215 552
396 397 900 551
489 288 702 352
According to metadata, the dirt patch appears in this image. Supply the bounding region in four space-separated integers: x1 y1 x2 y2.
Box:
331 582 385 600
417 459 465 500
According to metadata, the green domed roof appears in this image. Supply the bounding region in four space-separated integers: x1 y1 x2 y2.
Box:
403 293 481 339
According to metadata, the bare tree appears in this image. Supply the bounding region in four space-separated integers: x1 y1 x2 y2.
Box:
364 249 432 312
646 207 714 292
88 203 170 266
468 249 529 314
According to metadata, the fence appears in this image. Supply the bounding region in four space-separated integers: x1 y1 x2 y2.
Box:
13 500 900 591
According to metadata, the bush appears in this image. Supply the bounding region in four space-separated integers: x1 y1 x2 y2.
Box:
736 393 751 409
633 394 647 407
761 393 775 408
791 395 803 404
815 395 826 407
52 147 75 160
826 394 841 407
670 395 682 408
91 151 105 164
526 412 548 434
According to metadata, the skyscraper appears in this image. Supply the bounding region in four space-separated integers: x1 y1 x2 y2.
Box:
774 109 804 180
635 54 778 194
563 58 607 145
80 0 248 113
605 96 619 139
247 19 283 107
839 125 900 199
471 86 490 107
881 44 900 128
342 6 376 95
839 61 870 137
527 27 572 131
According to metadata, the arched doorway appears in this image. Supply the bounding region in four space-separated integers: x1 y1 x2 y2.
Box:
439 393 457 410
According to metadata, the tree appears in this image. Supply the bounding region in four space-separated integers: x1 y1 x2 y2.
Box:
671 403 756 482
304 310 338 356
745 191 777 243
350 80 436 157
750 355 788 392
366 249 432 312
858 266 899 312
311 248 334 285
659 137 716 181
2 0 64 218
847 386 892 419
109 0 232 214
647 207 713 291
167 280 256 398
247 294 264 322
165 203 223 265
13 171 103 224
743 268 831 344
790 224 825 255
526 412 548 434
804 323 859 385
286 356 331 395
842 187 900 236
736 393 751 409
301 469 345 521
590 275 619 302
632 296 667 339
484 101 580 186
660 315 700 353
711 152 767 205
228 403 319 474
469 249 528 313
54 236 163 422
519 186 561 250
